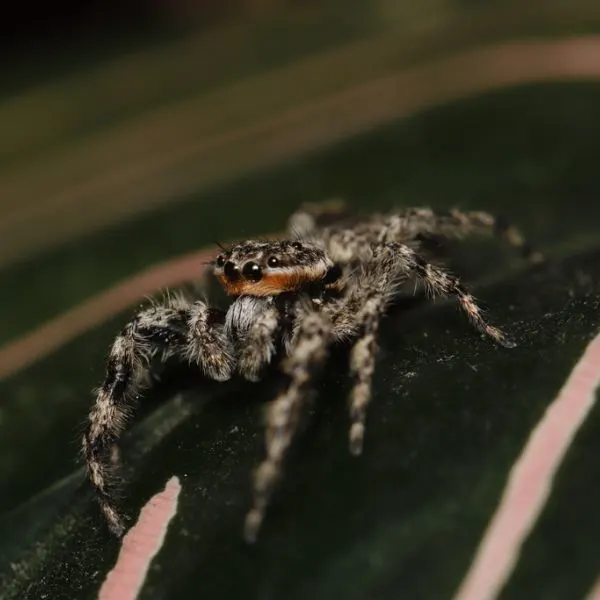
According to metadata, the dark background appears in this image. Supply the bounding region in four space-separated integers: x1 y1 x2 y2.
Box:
1 0 242 88
2 2 600 599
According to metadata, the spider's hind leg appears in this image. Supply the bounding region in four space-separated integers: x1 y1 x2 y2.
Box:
400 207 544 263
380 242 515 348
287 198 352 237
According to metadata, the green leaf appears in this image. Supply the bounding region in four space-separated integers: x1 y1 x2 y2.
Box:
2 82 600 600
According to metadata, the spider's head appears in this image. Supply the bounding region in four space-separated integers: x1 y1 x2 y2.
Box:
212 240 339 296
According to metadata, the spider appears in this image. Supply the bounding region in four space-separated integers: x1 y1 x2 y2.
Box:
83 200 542 542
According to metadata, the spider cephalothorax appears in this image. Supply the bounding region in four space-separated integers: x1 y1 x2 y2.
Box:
83 201 541 542
213 240 338 296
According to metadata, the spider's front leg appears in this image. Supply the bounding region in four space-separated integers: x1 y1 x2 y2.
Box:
244 306 331 542
83 297 234 536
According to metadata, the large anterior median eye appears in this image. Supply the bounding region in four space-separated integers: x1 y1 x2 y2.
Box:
242 261 263 281
267 256 279 267
224 261 240 281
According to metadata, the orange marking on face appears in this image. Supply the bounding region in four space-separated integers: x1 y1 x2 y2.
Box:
217 266 328 296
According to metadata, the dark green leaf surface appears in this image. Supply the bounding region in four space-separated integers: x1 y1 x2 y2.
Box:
1 83 600 599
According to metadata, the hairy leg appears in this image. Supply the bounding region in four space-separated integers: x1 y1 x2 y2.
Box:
226 296 281 382
328 262 403 457
244 308 331 542
347 293 383 456
287 198 353 238
396 207 543 263
370 241 515 346
83 298 233 536
328 238 515 455
323 207 543 265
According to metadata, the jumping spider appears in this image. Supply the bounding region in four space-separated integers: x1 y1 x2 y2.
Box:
83 201 541 542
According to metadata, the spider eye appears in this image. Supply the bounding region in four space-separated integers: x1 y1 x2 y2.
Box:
216 255 225 267
267 256 279 267
242 261 263 281
291 241 303 250
224 261 240 281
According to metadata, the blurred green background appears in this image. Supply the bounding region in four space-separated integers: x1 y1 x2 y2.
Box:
2 2 600 599
3 0 600 340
